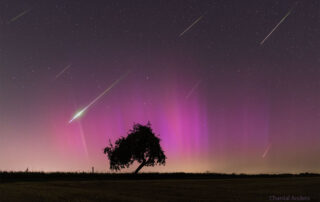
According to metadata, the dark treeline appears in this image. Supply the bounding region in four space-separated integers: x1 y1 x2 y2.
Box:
0 172 319 182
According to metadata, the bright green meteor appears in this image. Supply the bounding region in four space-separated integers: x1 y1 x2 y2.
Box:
69 71 130 123
69 109 86 123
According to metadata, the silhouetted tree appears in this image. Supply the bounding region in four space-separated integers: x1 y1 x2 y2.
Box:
104 122 166 174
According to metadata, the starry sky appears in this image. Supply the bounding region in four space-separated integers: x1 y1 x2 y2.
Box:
0 0 319 173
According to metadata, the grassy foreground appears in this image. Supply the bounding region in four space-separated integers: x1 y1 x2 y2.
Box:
0 172 319 201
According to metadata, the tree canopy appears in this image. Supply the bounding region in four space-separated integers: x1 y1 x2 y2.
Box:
104 122 166 173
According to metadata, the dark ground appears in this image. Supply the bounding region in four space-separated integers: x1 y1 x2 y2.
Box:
0 172 319 202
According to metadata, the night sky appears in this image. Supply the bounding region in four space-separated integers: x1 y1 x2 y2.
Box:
0 0 319 173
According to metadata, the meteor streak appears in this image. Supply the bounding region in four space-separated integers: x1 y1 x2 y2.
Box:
8 9 32 24
69 109 86 124
179 14 204 37
55 64 72 79
186 80 202 99
69 71 130 123
262 143 272 158
260 2 297 45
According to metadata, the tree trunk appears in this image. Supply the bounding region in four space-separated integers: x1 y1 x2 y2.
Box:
134 161 146 174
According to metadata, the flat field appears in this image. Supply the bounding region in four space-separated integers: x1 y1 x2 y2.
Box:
0 173 319 201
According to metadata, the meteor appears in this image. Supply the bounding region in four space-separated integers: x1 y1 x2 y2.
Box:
69 109 86 123
55 64 72 79
179 14 204 37
8 9 32 24
69 71 130 123
262 143 272 158
260 2 297 45
186 80 202 99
